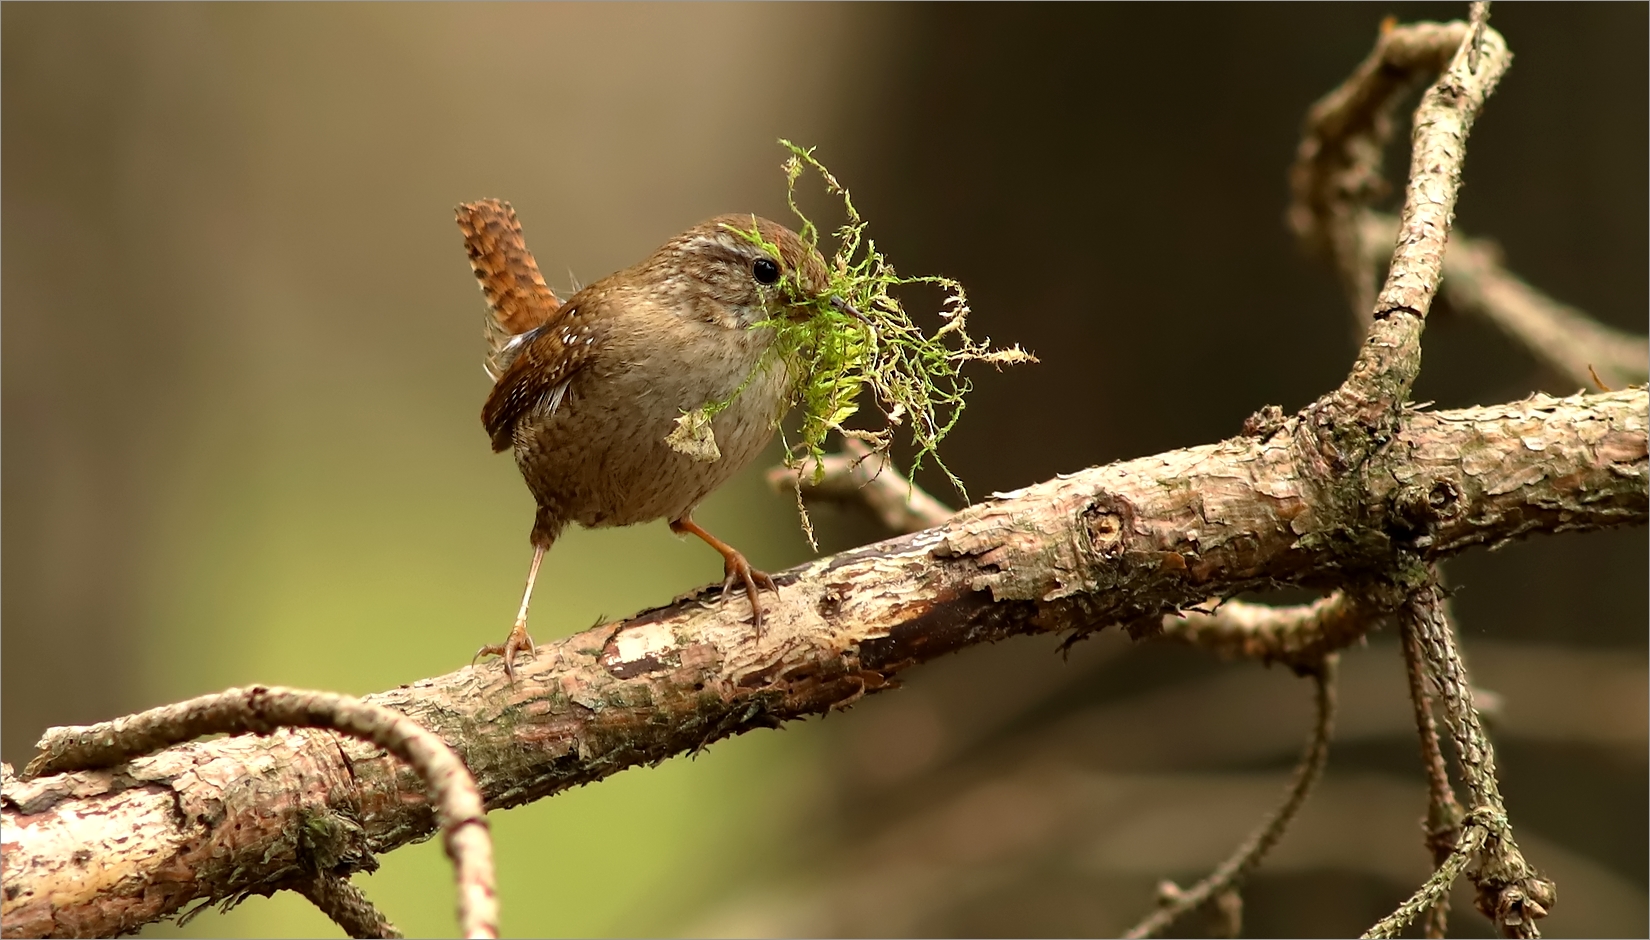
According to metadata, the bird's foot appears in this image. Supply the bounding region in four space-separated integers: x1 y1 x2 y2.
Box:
473 620 537 682
669 515 779 637
720 551 779 637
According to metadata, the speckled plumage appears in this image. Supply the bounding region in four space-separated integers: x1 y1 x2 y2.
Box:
482 214 830 545
462 211 832 673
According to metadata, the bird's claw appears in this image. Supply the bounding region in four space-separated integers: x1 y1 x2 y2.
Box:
720 557 778 636
474 621 537 682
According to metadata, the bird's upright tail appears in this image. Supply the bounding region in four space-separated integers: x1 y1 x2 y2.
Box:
455 200 563 381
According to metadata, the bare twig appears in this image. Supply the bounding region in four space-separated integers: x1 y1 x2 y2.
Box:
292 875 404 940
1309 3 1643 397
766 437 954 533
1358 212 1650 390
1365 815 1488 939
1467 1 1491 73
20 686 497 940
1401 577 1555 938
1123 655 1339 939
1288 19 1471 320
1404 583 1502 836
1365 575 1561 940
1324 16 1510 426
1401 613 1466 939
1213 888 1243 939
1156 591 1379 672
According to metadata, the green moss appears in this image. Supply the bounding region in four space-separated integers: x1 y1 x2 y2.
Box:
689 141 1034 547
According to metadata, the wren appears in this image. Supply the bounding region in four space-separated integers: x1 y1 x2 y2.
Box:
456 202 837 678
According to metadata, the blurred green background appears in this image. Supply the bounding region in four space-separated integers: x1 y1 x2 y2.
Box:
4 4 1644 937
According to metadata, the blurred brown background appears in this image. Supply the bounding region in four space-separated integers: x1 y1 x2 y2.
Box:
4 4 1644 937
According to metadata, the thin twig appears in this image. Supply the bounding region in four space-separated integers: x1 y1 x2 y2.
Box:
1364 815 1488 939
1212 888 1243 939
1399 577 1555 938
1359 212 1649 390
1326 15 1511 426
1402 584 1502 834
1401 614 1465 938
766 437 955 533
1288 20 1471 321
1124 655 1340 939
23 686 498 940
1467 1 1491 74
292 874 404 940
1156 591 1380 672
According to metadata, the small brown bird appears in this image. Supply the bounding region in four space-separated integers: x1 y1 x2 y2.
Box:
456 202 837 678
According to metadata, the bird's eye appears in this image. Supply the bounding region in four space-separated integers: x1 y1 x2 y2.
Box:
752 257 781 285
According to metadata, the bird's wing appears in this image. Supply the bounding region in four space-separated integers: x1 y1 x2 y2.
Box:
479 304 599 452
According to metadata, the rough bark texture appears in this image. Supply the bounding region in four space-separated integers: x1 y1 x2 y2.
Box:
3 388 1643 939
6 687 499 939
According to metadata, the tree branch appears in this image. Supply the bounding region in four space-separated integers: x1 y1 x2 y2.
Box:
1405 575 1554 938
767 438 954 533
1289 19 1471 321
1365 576 1559 940
291 875 403 940
1400 608 1466 939
3 385 1641 938
7 687 496 940
1324 15 1509 428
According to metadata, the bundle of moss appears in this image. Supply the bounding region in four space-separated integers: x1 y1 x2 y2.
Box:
668 141 1034 547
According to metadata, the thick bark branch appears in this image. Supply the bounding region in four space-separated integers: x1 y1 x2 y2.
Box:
6 687 497 940
3 387 1643 938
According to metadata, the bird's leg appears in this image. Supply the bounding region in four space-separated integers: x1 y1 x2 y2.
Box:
474 542 545 681
670 514 777 634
